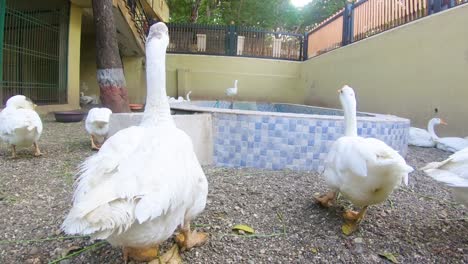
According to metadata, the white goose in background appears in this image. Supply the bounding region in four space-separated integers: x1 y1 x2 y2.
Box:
226 80 238 97
0 95 43 158
316 85 413 235
85 107 112 150
62 23 208 263
429 121 468 153
167 90 191 103
80 92 98 106
421 147 468 206
408 118 446 147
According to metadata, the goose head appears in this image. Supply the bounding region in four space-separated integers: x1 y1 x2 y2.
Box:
6 95 36 110
147 22 169 54
338 85 358 137
429 118 447 126
427 118 447 140
338 85 356 112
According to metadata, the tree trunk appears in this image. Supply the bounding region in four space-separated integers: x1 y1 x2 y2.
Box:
92 0 130 113
190 0 202 23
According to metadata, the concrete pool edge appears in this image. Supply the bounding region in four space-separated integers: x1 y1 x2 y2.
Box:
108 101 410 172
170 101 410 123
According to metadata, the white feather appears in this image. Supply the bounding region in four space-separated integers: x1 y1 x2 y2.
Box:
85 107 112 143
323 86 413 207
62 22 208 248
421 147 468 205
0 95 42 148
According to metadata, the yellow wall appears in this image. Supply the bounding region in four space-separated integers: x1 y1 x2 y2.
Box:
37 2 82 113
80 34 151 104
166 54 304 104
301 4 468 136
67 3 82 109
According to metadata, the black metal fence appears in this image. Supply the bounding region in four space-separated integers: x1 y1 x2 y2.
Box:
167 23 305 61
307 0 468 58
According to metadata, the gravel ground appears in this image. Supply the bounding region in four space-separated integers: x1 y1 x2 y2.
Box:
0 115 467 264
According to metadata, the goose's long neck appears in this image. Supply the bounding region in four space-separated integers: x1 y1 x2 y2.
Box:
141 40 174 127
343 100 358 137
427 119 439 139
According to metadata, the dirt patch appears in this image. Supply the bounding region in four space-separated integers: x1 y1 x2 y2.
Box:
0 115 466 263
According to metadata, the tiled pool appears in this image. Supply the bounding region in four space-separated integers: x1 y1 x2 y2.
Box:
171 101 410 172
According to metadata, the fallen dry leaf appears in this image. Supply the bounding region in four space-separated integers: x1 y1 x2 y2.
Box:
232 224 255 234
378 252 399 263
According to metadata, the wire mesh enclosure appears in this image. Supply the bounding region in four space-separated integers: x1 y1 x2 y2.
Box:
1 0 69 106
167 23 304 61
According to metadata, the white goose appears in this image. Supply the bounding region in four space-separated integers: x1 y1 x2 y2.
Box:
430 122 468 153
316 85 413 234
0 95 43 158
62 23 208 262
85 107 112 150
408 118 446 148
226 80 238 97
421 147 468 206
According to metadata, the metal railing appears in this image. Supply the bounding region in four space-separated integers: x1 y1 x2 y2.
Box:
307 0 468 58
126 0 153 43
167 23 305 61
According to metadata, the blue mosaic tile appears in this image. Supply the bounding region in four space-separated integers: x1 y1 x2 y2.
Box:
211 111 409 171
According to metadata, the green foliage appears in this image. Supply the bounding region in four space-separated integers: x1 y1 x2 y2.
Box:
301 0 347 31
166 0 347 32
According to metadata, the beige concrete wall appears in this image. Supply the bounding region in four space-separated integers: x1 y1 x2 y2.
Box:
166 54 305 104
301 5 468 136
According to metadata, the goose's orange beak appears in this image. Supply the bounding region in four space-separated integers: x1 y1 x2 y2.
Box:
337 89 342 94
440 119 448 125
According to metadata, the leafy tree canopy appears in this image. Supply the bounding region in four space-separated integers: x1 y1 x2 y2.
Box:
166 0 346 33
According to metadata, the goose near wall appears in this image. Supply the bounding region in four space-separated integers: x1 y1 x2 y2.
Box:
85 107 112 150
62 23 208 262
315 85 413 235
0 95 43 158
226 80 238 97
422 147 468 206
408 118 446 147
431 122 468 153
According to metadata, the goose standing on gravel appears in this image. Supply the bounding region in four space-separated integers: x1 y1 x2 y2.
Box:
62 23 208 263
422 147 468 206
316 85 413 235
409 118 446 148
0 95 43 158
85 107 112 150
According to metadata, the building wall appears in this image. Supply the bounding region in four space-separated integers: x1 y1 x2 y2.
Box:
75 4 467 136
301 4 468 136
166 54 305 104
80 34 159 104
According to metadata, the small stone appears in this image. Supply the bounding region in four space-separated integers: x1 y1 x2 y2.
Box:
354 237 364 244
260 249 266 254
29 246 39 255
234 205 241 211
25 258 41 264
